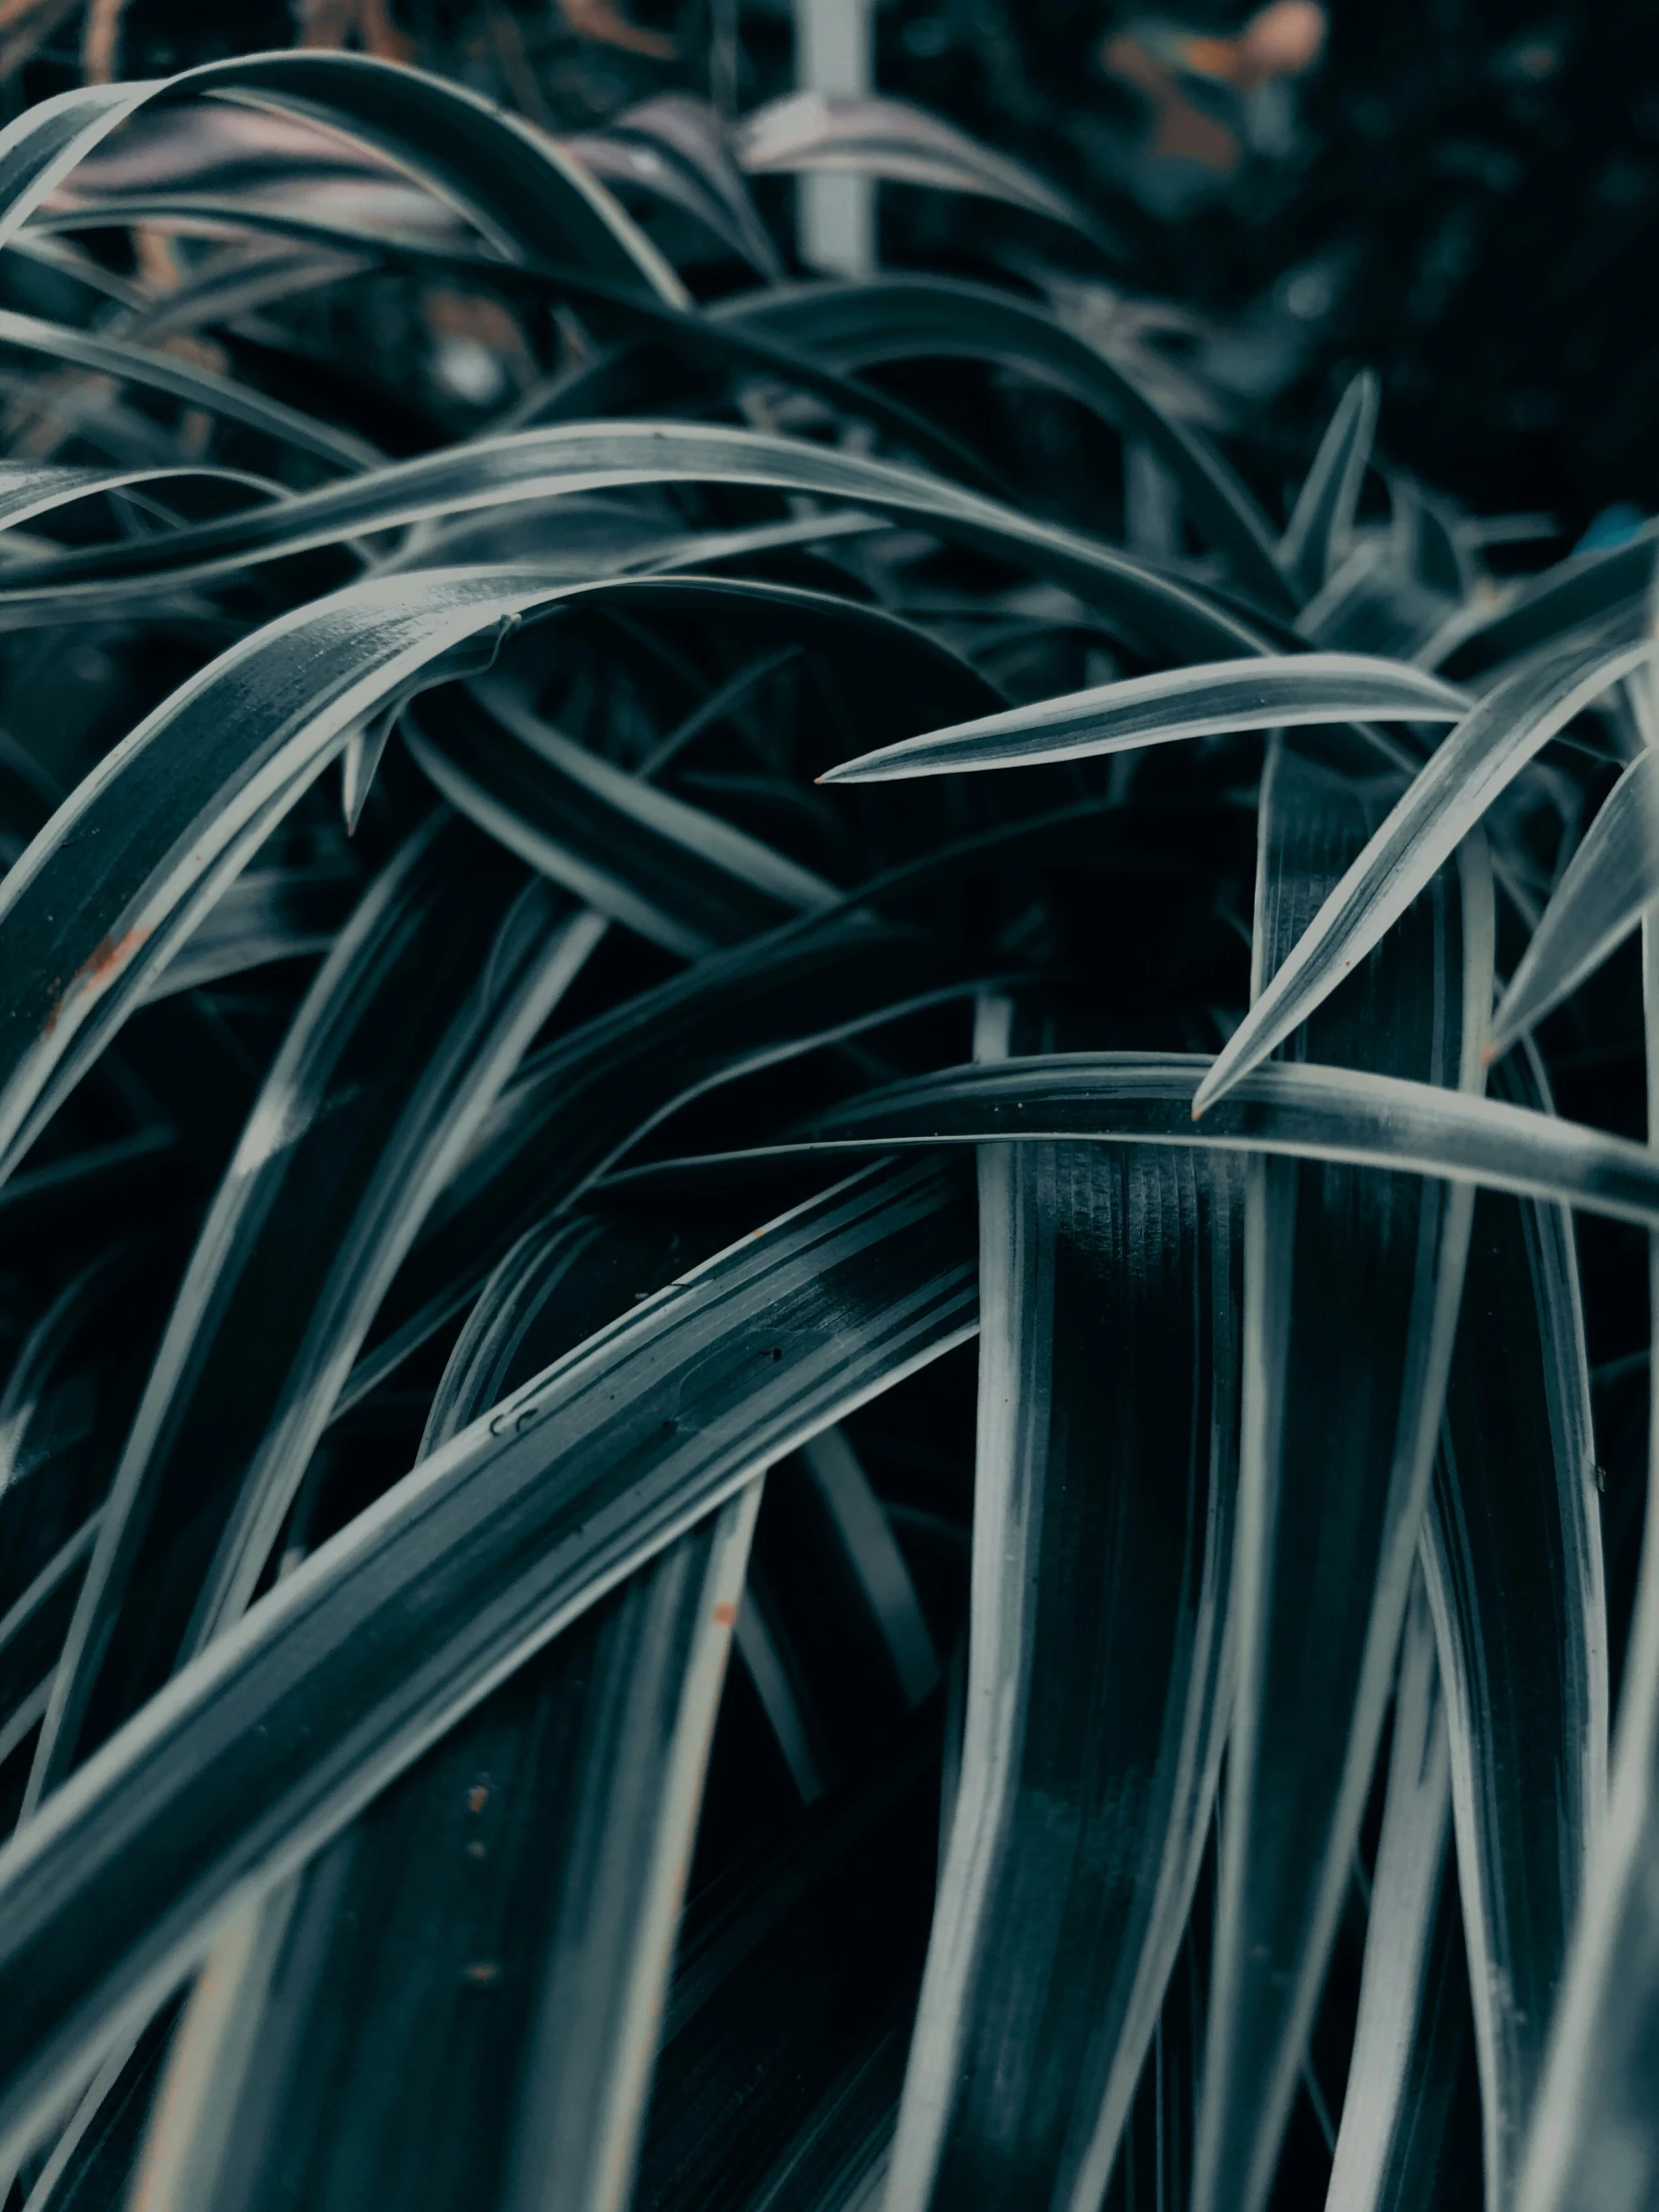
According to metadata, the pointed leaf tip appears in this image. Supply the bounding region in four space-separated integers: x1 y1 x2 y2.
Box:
1195 626 1659 1118
820 654 1468 787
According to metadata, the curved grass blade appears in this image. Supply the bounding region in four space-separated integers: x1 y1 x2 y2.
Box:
0 54 683 302
346 914 981 1403
1193 622 1659 1119
0 306 378 471
133 1213 757 2212
0 421 1271 664
734 94 1105 250
714 276 1290 610
819 654 1465 785
0 1156 976 2172
28 816 599 1806
1421 1047 1607 2207
616 1049 1659 1235
0 82 143 261
0 460 280 538
0 565 544 1185
1191 743 1487 2212
405 683 834 958
1489 746 1659 1057
1323 1572 1454 2212
887 1136 1243 2209
1279 371 1379 603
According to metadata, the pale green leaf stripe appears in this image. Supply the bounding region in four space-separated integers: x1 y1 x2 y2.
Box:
1490 747 1659 1057
819 654 1467 784
1193 625 1659 1118
615 1051 1659 1235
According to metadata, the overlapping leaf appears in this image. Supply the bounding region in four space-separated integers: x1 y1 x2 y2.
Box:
1195 620 1659 1117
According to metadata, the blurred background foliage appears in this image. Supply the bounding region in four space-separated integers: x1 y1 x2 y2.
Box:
2 0 1654 546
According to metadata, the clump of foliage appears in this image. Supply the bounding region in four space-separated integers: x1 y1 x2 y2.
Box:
0 48 1655 2212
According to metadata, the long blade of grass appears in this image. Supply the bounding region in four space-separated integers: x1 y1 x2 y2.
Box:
1512 624 1659 2212
1421 1047 1607 2207
887 1132 1243 2208
1323 1572 1455 2212
1193 622 1659 1120
27 815 598 1808
0 1157 976 2173
1489 746 1659 1056
0 82 142 261
1279 371 1380 602
567 93 783 278
818 655 1465 784
0 307 377 470
34 201 1017 501
609 1050 1659 1234
0 422 1271 662
1191 743 1487 2212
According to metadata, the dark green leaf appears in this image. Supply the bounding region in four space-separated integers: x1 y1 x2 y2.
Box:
887 1132 1243 2207
1423 1047 1606 2201
405 683 833 957
132 1213 756 2212
1192 742 1486 2212
734 94 1108 252
1324 1575 1459 2212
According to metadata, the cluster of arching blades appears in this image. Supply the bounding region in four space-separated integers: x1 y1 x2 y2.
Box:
0 47 1652 2212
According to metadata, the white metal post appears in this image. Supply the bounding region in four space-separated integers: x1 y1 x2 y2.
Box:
795 0 874 275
